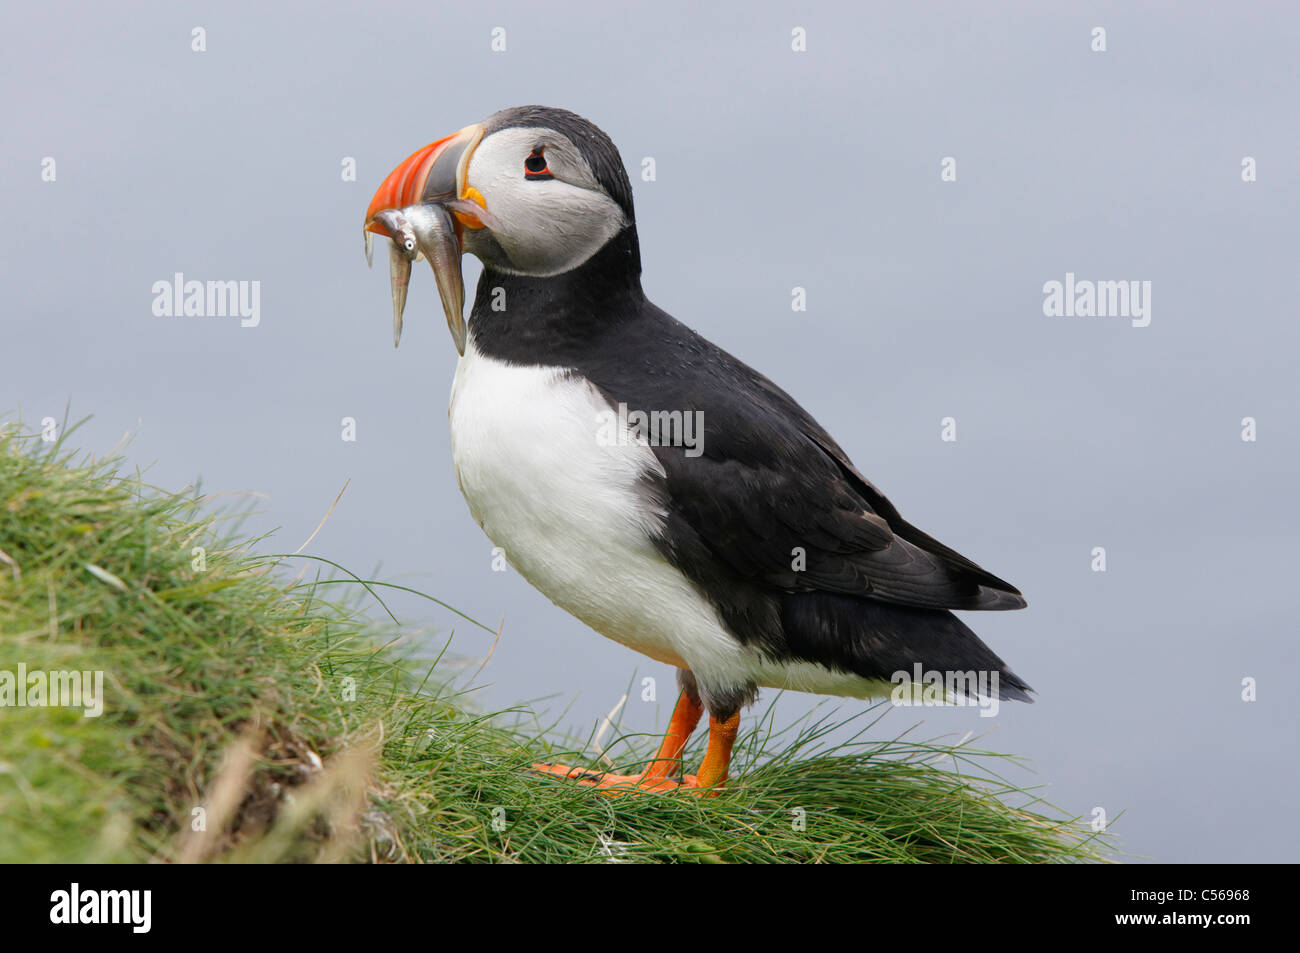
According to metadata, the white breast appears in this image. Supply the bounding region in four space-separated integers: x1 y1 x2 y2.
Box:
446 340 893 703
448 340 746 680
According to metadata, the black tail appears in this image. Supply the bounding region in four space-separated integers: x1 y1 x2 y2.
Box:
780 591 1033 702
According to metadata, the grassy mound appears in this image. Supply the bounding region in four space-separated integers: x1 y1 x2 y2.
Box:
0 420 1111 863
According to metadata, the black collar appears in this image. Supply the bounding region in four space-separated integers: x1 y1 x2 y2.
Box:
468 227 647 366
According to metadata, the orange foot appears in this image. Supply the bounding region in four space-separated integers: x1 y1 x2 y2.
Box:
530 762 701 794
531 695 739 797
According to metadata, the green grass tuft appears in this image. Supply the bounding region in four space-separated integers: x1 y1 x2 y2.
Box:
0 418 1112 863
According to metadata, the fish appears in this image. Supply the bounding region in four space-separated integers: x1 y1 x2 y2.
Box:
387 240 413 348
364 204 466 353
403 203 467 356
371 208 420 258
369 209 421 347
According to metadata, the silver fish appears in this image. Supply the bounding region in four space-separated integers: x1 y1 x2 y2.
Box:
369 209 422 347
402 203 466 356
387 240 413 347
372 208 420 258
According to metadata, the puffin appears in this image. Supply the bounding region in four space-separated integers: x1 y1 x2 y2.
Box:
363 106 1031 793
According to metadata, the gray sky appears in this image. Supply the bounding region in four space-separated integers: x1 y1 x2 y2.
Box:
3 1 1297 863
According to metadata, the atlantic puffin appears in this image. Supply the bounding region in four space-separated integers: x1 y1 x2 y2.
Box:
363 106 1031 793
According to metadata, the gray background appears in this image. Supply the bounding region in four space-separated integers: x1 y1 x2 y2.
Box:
3 1 1297 863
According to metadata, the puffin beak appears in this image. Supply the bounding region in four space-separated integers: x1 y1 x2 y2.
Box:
363 123 488 353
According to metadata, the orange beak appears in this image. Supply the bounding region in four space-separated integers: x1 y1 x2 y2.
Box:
364 123 488 357
363 123 488 236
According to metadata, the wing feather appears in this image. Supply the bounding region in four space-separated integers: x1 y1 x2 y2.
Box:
638 357 1025 612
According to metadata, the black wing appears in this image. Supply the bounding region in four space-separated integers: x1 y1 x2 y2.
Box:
609 308 1026 613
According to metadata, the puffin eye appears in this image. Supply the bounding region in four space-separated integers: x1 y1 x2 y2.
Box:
524 148 552 180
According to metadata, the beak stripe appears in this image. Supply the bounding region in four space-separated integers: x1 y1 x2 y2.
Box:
364 125 486 236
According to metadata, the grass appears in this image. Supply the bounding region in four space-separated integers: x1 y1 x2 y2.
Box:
0 418 1113 863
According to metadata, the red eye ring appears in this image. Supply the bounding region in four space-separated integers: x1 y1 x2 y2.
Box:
524 147 552 180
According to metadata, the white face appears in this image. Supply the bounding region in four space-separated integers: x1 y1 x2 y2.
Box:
462 126 628 277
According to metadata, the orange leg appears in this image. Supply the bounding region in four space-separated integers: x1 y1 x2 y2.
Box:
533 690 708 793
643 690 705 779
688 712 741 791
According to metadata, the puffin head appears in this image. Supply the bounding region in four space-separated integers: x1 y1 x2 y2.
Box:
364 106 637 352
